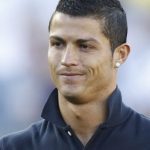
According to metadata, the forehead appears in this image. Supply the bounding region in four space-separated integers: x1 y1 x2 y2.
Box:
49 12 105 40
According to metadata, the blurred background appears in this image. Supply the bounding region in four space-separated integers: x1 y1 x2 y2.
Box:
0 0 150 136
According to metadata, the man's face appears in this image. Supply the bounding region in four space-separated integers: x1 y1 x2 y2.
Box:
48 12 117 104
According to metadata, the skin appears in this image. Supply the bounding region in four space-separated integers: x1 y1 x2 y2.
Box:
48 12 130 145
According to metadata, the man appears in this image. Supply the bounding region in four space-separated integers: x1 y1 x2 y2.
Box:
0 0 150 149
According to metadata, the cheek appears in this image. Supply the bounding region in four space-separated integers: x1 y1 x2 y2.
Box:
48 50 59 81
48 49 61 68
85 57 103 76
87 58 113 81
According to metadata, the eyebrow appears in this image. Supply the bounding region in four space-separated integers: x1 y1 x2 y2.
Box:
49 36 65 43
49 36 99 44
76 38 99 44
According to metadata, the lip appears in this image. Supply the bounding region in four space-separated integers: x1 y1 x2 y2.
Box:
57 71 85 83
59 73 84 76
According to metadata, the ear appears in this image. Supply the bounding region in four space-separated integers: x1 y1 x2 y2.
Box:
113 43 131 68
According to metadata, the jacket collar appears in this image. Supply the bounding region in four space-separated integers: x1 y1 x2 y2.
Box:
102 87 132 128
41 89 67 128
41 87 132 128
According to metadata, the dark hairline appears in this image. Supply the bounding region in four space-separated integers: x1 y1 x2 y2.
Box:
48 11 105 32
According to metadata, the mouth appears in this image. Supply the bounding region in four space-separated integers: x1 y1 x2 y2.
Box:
57 71 85 83
59 73 84 76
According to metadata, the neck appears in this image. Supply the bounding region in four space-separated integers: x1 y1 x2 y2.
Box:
58 89 114 145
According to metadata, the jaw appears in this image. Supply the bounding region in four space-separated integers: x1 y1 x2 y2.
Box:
58 84 86 103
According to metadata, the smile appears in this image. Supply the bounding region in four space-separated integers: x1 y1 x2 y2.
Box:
60 73 84 76
58 72 85 83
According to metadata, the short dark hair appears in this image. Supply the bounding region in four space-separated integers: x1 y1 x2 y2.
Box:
49 0 127 52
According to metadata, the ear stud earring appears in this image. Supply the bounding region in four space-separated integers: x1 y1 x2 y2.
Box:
115 62 121 68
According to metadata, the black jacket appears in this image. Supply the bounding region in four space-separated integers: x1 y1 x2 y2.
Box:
0 88 150 150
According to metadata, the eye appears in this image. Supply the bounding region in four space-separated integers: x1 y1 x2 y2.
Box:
80 44 89 49
79 43 93 51
50 41 65 49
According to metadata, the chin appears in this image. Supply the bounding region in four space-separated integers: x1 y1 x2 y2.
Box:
59 86 85 104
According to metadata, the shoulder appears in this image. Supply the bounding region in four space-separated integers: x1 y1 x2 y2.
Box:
0 119 48 150
131 110 150 126
127 109 150 136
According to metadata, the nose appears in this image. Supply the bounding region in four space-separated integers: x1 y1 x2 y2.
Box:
61 45 79 67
